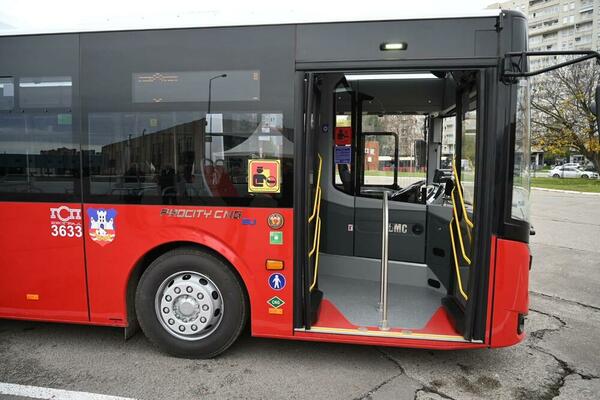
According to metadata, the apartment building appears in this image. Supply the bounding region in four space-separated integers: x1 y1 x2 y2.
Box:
488 0 600 69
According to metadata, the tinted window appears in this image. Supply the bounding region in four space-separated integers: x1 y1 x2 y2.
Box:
20 76 72 108
86 110 291 205
0 35 80 202
81 27 295 207
0 78 14 110
132 70 260 103
0 113 78 198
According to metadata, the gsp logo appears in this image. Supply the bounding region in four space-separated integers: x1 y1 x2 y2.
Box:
50 206 82 222
50 206 83 238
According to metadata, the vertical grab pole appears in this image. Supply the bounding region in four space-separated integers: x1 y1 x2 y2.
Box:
379 191 390 331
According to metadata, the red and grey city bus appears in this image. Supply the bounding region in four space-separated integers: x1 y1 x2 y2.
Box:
1 10 599 358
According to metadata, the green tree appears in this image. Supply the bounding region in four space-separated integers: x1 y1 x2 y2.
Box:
531 60 600 172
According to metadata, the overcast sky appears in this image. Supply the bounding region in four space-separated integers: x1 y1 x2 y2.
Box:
0 0 499 34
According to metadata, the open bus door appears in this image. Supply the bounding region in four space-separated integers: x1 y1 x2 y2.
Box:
298 72 324 329
298 69 490 342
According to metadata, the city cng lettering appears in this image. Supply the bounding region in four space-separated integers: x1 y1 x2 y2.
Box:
160 208 242 220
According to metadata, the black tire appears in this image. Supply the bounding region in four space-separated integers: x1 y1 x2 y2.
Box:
553 174 561 178
135 247 247 358
581 174 589 179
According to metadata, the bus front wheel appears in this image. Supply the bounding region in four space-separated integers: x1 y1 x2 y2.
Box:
135 248 247 358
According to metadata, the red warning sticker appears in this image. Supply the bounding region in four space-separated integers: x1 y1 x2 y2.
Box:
334 126 352 146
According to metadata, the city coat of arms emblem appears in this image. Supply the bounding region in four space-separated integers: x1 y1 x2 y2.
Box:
87 208 117 246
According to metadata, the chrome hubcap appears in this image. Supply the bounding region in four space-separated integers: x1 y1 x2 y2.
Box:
155 271 223 341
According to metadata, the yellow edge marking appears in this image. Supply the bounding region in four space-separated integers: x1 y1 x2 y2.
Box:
308 154 323 222
451 158 474 229
308 192 321 257
309 217 322 291
449 218 469 300
451 191 472 265
309 326 465 340
309 153 324 292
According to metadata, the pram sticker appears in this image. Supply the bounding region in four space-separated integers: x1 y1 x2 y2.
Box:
248 159 281 193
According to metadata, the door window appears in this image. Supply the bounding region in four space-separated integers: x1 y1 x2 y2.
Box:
333 82 354 194
361 132 398 188
459 98 477 206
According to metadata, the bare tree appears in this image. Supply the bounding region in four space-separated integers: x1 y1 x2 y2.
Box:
531 59 600 172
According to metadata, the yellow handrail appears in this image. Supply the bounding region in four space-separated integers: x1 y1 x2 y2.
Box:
451 190 472 265
308 154 323 292
448 157 475 300
308 189 322 257
451 158 474 229
309 217 322 292
308 154 323 223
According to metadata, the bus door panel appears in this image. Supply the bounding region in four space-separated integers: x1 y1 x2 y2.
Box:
0 203 89 322
353 199 426 263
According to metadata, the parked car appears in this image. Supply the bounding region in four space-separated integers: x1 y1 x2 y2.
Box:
582 165 599 173
548 166 599 179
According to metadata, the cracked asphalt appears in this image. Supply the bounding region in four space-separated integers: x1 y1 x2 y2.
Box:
1 189 599 400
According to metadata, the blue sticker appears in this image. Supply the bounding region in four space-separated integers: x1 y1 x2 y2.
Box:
334 146 352 164
241 218 256 226
268 273 286 291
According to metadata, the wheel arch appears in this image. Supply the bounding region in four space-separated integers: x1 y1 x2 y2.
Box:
125 240 252 337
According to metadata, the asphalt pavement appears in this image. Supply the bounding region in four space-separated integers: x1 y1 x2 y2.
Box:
1 188 599 400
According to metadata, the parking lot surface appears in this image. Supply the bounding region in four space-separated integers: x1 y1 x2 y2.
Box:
1 189 599 400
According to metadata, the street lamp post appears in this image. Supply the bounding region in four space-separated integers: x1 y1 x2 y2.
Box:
207 74 227 136
207 74 227 165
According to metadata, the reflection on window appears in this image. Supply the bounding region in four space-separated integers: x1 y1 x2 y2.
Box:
460 108 477 206
0 78 14 110
132 71 260 103
441 116 456 169
19 77 72 108
0 113 77 196
86 111 290 204
512 80 531 222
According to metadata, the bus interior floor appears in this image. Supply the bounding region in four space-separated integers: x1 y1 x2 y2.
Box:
316 274 444 330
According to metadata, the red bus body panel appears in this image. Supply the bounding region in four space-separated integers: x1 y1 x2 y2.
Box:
489 237 530 347
0 203 531 350
0 202 89 323
82 204 295 338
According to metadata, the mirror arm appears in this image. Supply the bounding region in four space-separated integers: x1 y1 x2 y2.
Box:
501 50 600 83
501 50 600 133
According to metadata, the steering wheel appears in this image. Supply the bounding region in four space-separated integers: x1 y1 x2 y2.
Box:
389 180 426 202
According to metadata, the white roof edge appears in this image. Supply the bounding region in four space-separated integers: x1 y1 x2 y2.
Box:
0 9 503 37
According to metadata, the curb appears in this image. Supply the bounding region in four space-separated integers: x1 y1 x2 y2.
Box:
532 187 600 196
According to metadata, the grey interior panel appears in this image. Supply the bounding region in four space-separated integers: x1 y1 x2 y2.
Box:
319 274 443 330
425 204 454 289
319 252 441 289
354 198 426 263
320 201 354 257
359 79 444 114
